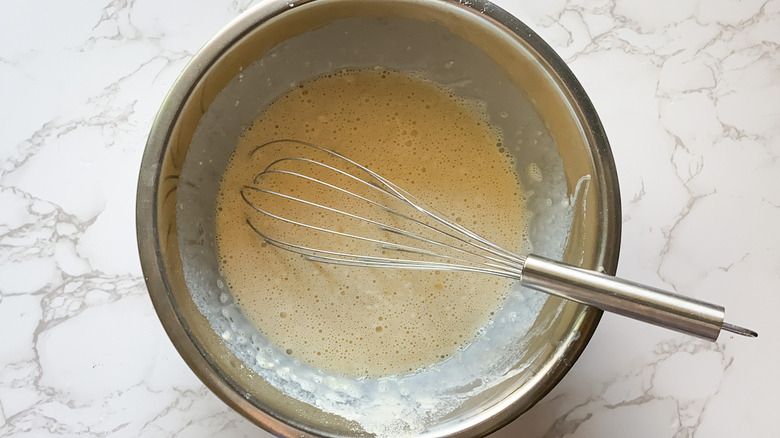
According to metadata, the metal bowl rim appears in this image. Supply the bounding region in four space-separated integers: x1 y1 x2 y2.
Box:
135 0 622 436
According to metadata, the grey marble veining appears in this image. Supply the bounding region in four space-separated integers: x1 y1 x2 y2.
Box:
1 0 777 437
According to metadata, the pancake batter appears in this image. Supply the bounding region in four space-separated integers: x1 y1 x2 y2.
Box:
216 69 529 377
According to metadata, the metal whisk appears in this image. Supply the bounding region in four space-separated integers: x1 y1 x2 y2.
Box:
240 139 757 341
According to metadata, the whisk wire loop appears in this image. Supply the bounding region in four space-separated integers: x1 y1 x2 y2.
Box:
243 140 527 273
250 140 526 266
241 179 524 276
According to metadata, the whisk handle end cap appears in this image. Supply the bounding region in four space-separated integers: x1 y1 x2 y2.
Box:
721 322 758 338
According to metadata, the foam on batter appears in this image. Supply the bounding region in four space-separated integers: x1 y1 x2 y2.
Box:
215 69 530 378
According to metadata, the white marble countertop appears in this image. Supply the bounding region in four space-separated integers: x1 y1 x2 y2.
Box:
1 0 777 436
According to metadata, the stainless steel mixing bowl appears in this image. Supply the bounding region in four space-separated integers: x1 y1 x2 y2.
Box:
136 0 621 436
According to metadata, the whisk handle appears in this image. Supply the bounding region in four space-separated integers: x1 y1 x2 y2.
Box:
521 255 726 341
